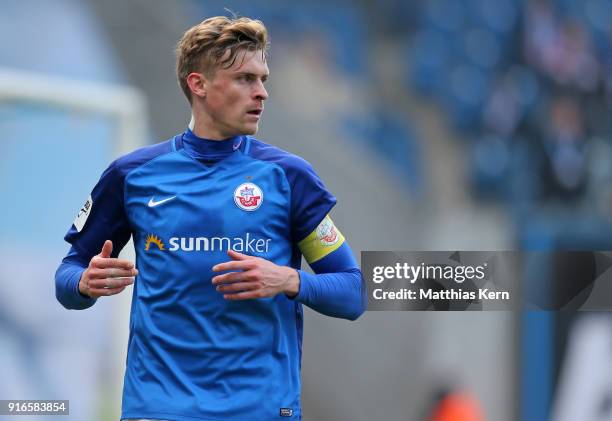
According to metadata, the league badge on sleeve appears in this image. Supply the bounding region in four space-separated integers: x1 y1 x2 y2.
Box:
73 194 93 232
234 182 263 211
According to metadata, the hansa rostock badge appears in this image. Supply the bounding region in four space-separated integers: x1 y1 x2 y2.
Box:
234 182 263 211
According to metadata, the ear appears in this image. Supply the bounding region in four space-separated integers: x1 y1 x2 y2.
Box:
186 72 207 99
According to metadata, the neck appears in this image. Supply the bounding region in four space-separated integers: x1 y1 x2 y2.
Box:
192 122 227 140
190 105 233 140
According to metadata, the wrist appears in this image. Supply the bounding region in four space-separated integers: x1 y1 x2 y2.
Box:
283 267 300 298
78 273 91 298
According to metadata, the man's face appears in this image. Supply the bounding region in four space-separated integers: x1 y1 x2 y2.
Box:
202 49 269 138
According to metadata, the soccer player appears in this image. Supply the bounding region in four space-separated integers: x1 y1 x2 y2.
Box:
55 16 366 421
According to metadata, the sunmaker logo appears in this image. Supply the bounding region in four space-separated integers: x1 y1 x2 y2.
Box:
144 233 272 253
145 234 165 251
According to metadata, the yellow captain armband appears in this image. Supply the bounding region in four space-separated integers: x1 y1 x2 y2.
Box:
298 215 345 264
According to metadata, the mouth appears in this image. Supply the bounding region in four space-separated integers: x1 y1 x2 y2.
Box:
246 108 263 117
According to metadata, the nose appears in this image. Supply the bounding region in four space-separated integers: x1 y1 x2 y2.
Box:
254 79 268 101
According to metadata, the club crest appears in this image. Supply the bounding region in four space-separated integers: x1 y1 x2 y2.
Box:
316 217 339 246
234 182 263 211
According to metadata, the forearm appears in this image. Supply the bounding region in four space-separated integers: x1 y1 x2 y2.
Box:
55 249 97 310
294 268 366 321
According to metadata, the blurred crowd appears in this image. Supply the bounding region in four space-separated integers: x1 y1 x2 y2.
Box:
408 0 612 248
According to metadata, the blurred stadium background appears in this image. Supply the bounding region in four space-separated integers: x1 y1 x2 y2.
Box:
2 0 612 419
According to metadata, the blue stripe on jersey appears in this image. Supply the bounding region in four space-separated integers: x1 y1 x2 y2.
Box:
64 140 173 257
246 137 337 243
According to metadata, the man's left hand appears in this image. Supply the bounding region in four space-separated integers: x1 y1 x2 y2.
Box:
212 250 299 300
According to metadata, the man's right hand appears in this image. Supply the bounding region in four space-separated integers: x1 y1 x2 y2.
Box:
79 240 138 298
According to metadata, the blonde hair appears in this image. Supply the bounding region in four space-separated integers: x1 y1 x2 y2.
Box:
176 16 269 103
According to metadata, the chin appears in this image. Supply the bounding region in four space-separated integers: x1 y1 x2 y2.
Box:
242 125 259 135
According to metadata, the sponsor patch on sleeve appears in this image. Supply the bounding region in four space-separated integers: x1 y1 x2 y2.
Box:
298 215 345 264
73 195 93 232
279 407 293 417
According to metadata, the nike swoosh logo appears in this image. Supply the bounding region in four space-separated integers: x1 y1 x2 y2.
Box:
148 196 176 207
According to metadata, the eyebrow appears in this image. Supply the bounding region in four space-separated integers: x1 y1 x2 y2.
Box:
235 71 269 79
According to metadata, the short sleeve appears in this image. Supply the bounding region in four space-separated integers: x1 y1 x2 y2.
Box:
289 159 337 242
64 160 132 259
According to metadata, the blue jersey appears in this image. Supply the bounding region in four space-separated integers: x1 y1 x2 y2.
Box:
57 129 365 421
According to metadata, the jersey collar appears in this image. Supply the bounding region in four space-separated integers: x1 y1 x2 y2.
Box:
180 128 244 161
